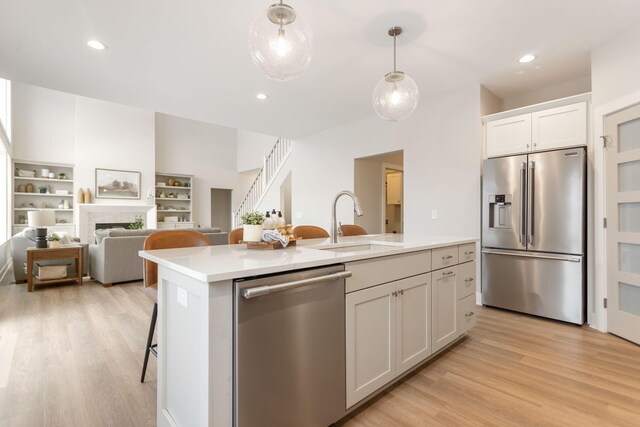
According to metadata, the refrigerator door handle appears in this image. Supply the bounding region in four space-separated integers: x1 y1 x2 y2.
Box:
527 160 535 245
519 162 526 246
481 249 581 262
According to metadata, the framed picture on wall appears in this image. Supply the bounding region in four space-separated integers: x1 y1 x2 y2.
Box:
95 168 141 199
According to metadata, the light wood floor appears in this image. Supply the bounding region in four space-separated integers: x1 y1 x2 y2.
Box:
1 275 639 427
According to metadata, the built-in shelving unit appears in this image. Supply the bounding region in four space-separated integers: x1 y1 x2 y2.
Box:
13 160 75 236
155 172 194 230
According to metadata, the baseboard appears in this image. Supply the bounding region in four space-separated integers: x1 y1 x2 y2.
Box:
0 257 12 283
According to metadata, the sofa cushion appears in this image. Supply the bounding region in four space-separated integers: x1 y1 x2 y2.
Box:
195 227 222 233
107 229 155 238
95 227 125 245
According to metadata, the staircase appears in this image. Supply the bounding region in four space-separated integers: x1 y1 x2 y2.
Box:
233 138 292 227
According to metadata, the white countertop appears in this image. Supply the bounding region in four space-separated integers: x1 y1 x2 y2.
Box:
138 234 478 283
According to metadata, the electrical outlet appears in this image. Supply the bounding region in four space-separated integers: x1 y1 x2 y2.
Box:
177 286 188 308
431 210 438 219
296 212 303 219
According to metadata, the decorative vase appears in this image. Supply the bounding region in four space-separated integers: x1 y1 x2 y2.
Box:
17 184 26 193
77 188 85 204
243 224 264 242
83 188 92 204
26 183 34 193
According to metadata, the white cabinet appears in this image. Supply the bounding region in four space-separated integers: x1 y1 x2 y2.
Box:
346 274 432 408
485 100 588 158
531 102 587 151
386 172 402 205
457 261 476 300
458 294 477 334
486 113 532 157
346 282 396 408
157 221 195 230
395 274 432 375
432 267 459 352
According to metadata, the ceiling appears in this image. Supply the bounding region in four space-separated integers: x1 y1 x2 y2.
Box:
1 0 639 138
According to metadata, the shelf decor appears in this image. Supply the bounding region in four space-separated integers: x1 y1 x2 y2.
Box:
155 172 194 229
95 168 140 199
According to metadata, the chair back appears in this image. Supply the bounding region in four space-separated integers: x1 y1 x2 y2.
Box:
143 230 210 288
340 224 368 236
228 227 244 244
293 225 329 239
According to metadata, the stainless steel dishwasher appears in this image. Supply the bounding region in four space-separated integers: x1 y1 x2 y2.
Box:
234 264 350 427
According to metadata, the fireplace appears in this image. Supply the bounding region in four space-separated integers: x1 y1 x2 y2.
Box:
76 204 157 243
95 222 132 230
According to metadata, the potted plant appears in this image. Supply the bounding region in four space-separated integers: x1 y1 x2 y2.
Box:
38 185 48 194
241 211 265 242
128 215 144 230
47 234 61 248
58 172 66 180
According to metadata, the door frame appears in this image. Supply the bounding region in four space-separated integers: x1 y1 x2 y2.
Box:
593 88 640 332
382 162 403 234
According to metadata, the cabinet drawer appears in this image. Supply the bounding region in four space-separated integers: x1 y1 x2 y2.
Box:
458 294 477 334
457 261 476 300
432 246 459 271
345 251 431 293
458 243 476 263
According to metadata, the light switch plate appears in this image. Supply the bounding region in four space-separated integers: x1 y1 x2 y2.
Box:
431 210 438 219
177 286 188 308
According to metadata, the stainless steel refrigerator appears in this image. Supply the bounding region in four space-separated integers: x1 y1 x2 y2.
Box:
481 147 586 324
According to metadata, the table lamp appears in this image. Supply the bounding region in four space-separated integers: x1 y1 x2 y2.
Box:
28 210 56 248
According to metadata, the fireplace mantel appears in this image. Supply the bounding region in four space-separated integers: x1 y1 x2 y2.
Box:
76 204 157 243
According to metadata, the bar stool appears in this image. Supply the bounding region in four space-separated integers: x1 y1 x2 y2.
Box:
228 227 244 244
292 225 330 239
339 224 368 236
141 230 211 383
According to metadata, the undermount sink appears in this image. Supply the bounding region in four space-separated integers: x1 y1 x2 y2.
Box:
318 242 401 253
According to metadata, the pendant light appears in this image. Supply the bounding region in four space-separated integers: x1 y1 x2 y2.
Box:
248 1 313 81
372 26 419 121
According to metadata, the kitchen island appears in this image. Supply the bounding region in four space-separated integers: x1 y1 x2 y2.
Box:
139 234 479 427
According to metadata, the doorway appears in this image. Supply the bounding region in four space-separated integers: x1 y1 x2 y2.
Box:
354 151 403 235
211 188 232 232
604 103 640 345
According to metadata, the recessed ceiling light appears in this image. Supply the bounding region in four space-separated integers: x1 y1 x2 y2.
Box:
518 54 536 63
256 93 268 100
87 40 106 50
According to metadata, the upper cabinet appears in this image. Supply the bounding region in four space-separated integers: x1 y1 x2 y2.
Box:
484 95 589 159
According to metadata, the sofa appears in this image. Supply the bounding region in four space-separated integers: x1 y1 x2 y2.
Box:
89 227 228 287
10 228 90 283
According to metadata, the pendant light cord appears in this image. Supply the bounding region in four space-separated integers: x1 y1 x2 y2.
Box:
393 32 397 73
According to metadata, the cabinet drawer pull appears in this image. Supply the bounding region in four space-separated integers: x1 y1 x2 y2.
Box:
465 311 475 318
464 278 474 283
442 271 454 277
442 255 453 260
464 251 474 255
399 289 404 296
392 291 398 297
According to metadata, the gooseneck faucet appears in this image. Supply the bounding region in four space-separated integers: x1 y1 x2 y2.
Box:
330 191 364 243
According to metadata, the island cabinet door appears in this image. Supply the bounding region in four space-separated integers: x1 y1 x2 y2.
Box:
432 266 459 352
346 282 396 408
395 273 432 376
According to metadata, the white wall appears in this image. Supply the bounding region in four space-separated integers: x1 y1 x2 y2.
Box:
155 113 239 227
592 22 640 108
501 76 591 111
75 96 156 205
11 83 75 163
236 130 277 172
257 84 482 239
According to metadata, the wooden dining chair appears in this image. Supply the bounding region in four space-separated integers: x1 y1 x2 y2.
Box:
228 227 244 244
339 224 368 236
292 225 330 239
141 230 211 383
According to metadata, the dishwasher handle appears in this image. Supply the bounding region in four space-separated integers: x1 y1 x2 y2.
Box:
241 271 352 299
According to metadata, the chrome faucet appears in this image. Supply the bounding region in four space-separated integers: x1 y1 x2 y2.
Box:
330 191 364 243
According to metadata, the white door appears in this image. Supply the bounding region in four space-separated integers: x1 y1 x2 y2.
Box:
432 267 459 352
485 113 532 158
606 103 640 345
345 282 396 408
531 102 587 151
395 274 431 375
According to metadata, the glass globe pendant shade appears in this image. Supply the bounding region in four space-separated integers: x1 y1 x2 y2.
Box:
248 3 313 81
372 71 419 121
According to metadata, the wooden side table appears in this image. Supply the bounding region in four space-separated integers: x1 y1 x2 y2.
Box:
26 246 84 292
